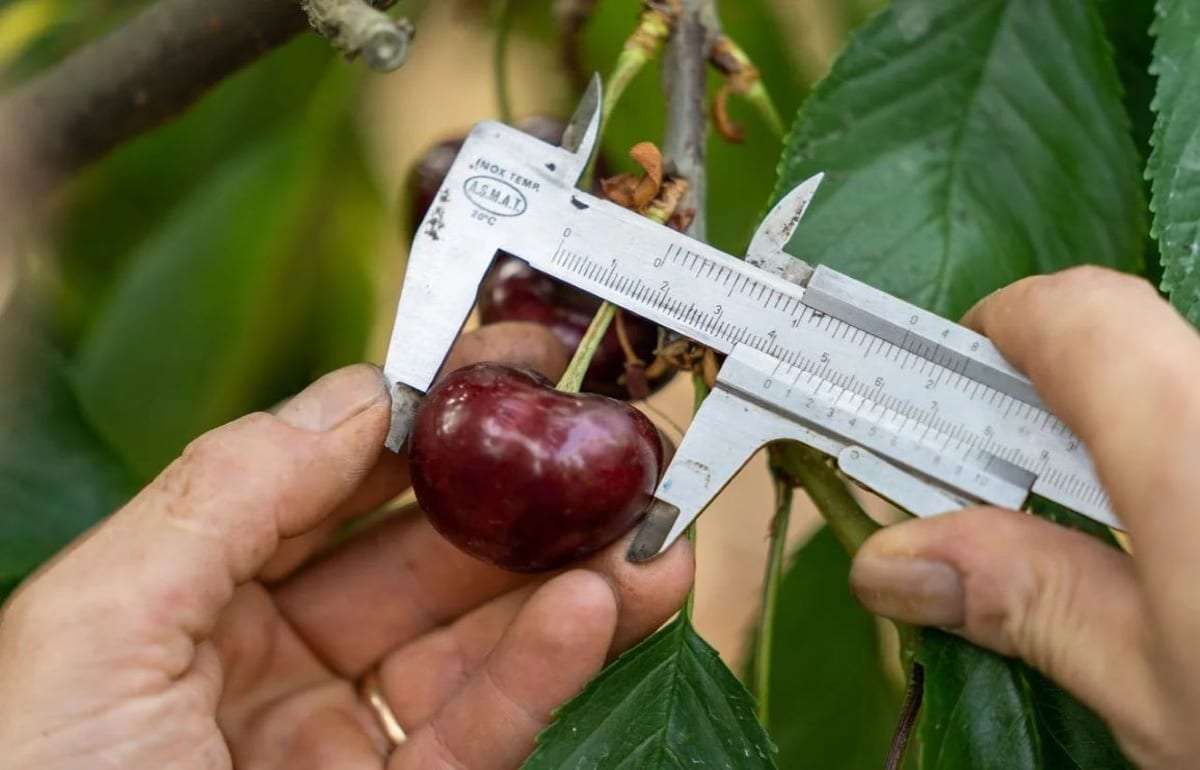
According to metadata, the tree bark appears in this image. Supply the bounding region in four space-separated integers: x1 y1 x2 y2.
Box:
1 0 307 196
660 0 711 241
0 0 408 201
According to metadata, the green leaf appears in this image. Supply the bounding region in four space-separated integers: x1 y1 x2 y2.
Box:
918 630 1131 770
522 614 776 769
770 2 1140 765
1096 0 1161 285
306 131 384 374
0 305 133 601
773 0 1146 319
1027 669 1132 770
52 35 335 344
1097 0 1157 158
73 64 375 479
756 526 901 769
913 504 1129 770
917 631 1040 770
1148 0 1200 327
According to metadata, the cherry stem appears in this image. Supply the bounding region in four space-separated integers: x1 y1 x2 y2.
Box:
690 369 711 411
743 80 786 139
613 310 643 365
555 302 616 393
682 523 697 621
492 0 516 124
753 472 793 725
771 441 925 694
709 33 786 139
581 5 676 189
771 442 879 555
679 370 711 621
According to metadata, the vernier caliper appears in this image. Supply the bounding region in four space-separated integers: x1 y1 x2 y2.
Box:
382 78 1120 562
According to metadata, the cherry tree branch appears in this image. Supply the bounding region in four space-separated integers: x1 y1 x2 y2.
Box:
0 0 409 198
301 0 412 71
661 0 710 241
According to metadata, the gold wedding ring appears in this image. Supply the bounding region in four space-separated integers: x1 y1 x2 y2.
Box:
359 668 408 749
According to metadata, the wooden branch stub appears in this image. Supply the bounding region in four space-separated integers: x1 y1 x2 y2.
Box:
300 0 414 71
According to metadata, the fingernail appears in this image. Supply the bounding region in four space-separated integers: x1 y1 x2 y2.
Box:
276 364 389 431
850 553 965 627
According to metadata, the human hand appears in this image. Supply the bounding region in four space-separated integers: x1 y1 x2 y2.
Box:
848 267 1200 768
0 322 694 770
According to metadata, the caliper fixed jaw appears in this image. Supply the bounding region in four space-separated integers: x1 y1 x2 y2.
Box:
381 77 605 451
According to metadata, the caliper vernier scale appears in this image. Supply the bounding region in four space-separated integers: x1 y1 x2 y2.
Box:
383 78 1121 563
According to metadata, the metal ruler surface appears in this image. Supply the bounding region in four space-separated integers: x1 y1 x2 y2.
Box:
381 77 1120 562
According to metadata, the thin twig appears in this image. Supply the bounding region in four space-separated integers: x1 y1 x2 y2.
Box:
885 662 925 770
554 0 600 92
301 0 413 71
580 1 678 189
754 474 793 725
0 0 409 198
771 442 880 555
660 0 713 610
709 33 786 140
493 0 516 123
661 0 710 241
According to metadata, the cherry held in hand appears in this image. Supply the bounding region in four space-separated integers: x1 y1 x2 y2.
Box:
409 363 664 572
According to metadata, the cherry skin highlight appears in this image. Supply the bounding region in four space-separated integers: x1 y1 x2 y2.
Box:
408 363 664 572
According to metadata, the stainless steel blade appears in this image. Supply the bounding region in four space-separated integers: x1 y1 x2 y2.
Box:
745 174 822 286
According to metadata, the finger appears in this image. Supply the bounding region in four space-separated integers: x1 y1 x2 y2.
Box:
276 511 529 678
6 364 392 678
440 320 570 378
226 676 384 770
850 508 1165 753
261 321 570 582
959 267 1200 550
258 452 409 582
387 570 618 770
376 534 693 728
260 370 413 581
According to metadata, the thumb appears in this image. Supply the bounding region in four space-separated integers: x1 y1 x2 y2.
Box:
6 364 390 674
849 508 1161 749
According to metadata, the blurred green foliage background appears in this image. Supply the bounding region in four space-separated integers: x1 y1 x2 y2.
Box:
0 0 885 764
0 0 882 537
0 1 1164 767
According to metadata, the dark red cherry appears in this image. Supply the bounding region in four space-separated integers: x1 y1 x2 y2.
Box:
478 254 665 398
408 363 664 572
